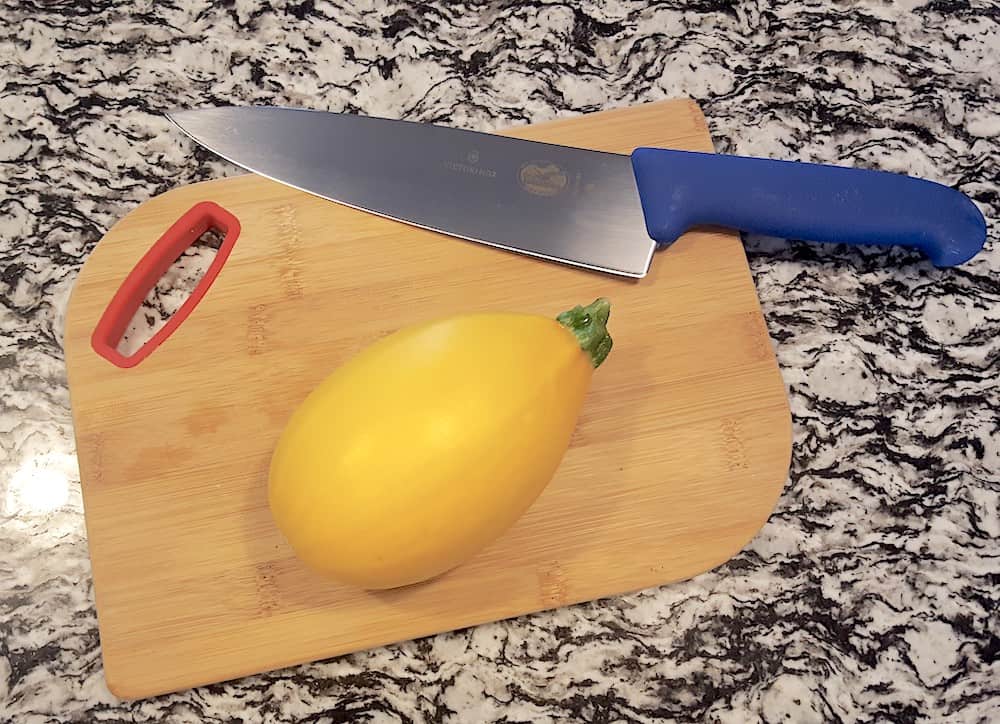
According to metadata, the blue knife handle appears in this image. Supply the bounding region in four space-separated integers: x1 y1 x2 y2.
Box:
630 147 987 267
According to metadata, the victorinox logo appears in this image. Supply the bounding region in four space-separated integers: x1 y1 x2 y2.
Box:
443 149 496 178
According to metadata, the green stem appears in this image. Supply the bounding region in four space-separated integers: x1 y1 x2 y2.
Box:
556 298 613 368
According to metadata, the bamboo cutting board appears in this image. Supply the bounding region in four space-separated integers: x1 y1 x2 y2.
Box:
64 98 792 699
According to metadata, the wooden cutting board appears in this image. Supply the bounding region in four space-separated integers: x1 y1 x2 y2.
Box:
64 98 792 700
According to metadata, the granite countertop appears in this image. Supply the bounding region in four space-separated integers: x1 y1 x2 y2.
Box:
2 2 998 722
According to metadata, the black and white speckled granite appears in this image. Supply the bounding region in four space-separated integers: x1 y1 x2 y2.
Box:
2 1 998 721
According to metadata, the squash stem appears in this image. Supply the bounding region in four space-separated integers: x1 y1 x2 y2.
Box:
556 298 613 368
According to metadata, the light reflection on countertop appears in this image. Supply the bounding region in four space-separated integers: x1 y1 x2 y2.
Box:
5 452 76 518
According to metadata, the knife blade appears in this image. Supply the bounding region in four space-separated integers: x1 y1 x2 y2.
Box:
166 106 987 276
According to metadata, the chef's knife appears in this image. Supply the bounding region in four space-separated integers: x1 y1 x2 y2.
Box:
165 106 987 277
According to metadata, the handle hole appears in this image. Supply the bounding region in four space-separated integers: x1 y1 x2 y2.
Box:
91 201 241 368
116 226 224 358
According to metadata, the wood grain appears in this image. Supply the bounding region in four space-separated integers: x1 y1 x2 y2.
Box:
64 98 792 699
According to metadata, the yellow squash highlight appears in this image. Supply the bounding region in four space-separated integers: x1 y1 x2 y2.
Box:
268 299 613 589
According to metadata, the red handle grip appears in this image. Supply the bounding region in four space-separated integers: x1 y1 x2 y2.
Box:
91 201 241 368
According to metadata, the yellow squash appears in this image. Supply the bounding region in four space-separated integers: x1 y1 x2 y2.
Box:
267 298 614 589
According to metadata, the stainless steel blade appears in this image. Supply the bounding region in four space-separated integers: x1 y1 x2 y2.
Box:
165 106 656 277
